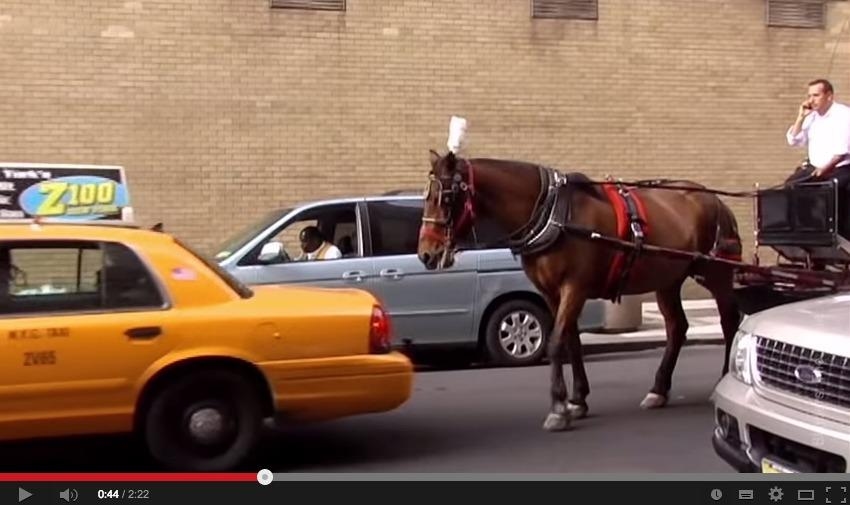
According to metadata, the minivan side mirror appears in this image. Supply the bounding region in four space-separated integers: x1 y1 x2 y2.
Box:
258 241 285 263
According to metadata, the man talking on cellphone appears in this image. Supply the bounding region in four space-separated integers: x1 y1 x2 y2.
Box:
785 78 850 240
785 78 850 186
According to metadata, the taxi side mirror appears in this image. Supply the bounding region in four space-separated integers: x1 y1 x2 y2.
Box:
258 241 284 263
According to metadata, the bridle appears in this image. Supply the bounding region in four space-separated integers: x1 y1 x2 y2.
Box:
420 157 476 264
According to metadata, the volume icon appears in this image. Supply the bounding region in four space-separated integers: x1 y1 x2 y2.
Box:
59 488 79 502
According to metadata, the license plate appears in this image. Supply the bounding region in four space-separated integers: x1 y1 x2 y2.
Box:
762 457 798 474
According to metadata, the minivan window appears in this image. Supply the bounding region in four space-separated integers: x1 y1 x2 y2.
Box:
215 208 291 260
368 200 423 256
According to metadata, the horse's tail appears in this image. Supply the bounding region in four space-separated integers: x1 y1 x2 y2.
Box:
711 198 743 262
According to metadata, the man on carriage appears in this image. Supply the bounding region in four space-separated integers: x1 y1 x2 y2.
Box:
785 79 850 238
785 78 850 187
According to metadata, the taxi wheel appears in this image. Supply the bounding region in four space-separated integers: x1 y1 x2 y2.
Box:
484 299 552 367
143 369 263 471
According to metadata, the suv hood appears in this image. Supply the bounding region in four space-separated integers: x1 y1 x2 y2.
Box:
741 293 850 351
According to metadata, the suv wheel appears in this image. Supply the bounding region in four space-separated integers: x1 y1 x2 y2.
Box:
143 369 263 471
484 300 552 366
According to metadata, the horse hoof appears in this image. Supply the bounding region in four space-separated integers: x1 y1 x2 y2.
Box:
542 412 571 432
640 392 667 409
567 402 588 419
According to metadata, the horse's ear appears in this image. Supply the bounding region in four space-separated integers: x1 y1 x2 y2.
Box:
429 149 441 167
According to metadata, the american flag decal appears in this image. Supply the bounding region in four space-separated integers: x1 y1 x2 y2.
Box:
171 267 197 281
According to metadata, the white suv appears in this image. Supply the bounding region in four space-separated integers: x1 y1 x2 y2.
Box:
711 293 850 473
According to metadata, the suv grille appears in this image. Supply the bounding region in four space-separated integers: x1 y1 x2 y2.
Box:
755 336 850 409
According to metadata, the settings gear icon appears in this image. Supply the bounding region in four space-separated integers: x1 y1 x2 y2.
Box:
769 486 784 502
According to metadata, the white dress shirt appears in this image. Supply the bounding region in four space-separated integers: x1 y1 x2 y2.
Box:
786 101 850 169
305 242 342 261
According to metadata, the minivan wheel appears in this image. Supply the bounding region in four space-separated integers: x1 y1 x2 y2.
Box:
143 369 263 471
484 300 552 366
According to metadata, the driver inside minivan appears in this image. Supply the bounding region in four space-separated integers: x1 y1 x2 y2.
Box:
296 225 342 261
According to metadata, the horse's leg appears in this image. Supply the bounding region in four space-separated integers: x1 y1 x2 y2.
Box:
641 281 688 409
565 320 590 419
697 267 741 376
543 285 587 431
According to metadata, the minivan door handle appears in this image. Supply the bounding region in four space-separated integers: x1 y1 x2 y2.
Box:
342 270 367 283
379 268 404 280
125 326 161 339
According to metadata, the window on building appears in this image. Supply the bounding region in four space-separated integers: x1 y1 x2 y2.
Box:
532 0 598 20
766 0 825 29
270 0 345 11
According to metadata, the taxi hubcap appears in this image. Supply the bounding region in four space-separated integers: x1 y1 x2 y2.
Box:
186 407 226 444
499 310 544 359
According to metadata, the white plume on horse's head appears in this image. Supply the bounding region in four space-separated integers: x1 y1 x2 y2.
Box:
446 115 468 154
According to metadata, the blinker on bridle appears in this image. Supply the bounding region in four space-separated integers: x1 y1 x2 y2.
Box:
420 158 476 257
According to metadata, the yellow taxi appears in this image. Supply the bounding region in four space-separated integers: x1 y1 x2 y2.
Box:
0 163 414 471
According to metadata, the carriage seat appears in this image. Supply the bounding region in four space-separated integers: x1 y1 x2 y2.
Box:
757 179 850 263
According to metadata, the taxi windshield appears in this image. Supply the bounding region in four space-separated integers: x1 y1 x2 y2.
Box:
214 208 290 261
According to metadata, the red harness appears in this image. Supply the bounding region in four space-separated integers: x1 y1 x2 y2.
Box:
601 183 650 301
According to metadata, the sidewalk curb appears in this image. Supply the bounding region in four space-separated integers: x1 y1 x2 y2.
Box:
581 337 725 357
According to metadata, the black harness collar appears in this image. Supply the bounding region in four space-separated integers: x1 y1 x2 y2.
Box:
503 165 574 256
499 166 649 302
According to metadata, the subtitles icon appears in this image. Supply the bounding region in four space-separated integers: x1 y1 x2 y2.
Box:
739 489 754 500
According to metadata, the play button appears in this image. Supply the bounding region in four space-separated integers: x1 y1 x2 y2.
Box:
18 487 32 502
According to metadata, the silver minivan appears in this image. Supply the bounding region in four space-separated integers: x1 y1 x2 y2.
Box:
214 192 605 366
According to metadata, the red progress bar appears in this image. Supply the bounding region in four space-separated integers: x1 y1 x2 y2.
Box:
0 473 257 482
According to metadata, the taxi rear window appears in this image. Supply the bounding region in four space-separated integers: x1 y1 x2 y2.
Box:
0 240 166 315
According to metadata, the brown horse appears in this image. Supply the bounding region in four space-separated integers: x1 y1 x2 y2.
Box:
417 150 743 432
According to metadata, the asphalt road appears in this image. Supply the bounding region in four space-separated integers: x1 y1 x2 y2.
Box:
0 344 733 473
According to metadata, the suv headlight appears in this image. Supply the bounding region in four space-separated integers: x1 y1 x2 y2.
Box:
729 330 755 385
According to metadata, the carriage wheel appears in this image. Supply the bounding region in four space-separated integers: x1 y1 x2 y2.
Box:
484 299 552 366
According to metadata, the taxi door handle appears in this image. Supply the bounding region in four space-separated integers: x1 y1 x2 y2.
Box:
125 326 161 339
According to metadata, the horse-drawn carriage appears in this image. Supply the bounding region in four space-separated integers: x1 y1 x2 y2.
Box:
418 118 850 430
733 177 850 314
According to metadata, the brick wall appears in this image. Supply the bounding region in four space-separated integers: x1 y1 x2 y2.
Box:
1 0 849 299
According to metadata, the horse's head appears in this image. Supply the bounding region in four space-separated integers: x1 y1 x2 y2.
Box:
418 149 475 270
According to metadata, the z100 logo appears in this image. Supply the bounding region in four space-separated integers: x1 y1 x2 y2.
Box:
18 175 129 219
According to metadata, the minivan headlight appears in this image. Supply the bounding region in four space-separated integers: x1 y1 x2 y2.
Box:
729 330 755 385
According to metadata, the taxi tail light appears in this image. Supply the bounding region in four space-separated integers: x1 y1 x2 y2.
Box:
369 305 392 354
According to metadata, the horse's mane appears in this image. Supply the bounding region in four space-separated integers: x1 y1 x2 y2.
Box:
563 171 606 201
471 158 605 202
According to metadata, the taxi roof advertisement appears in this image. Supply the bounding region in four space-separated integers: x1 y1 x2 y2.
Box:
0 163 130 222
